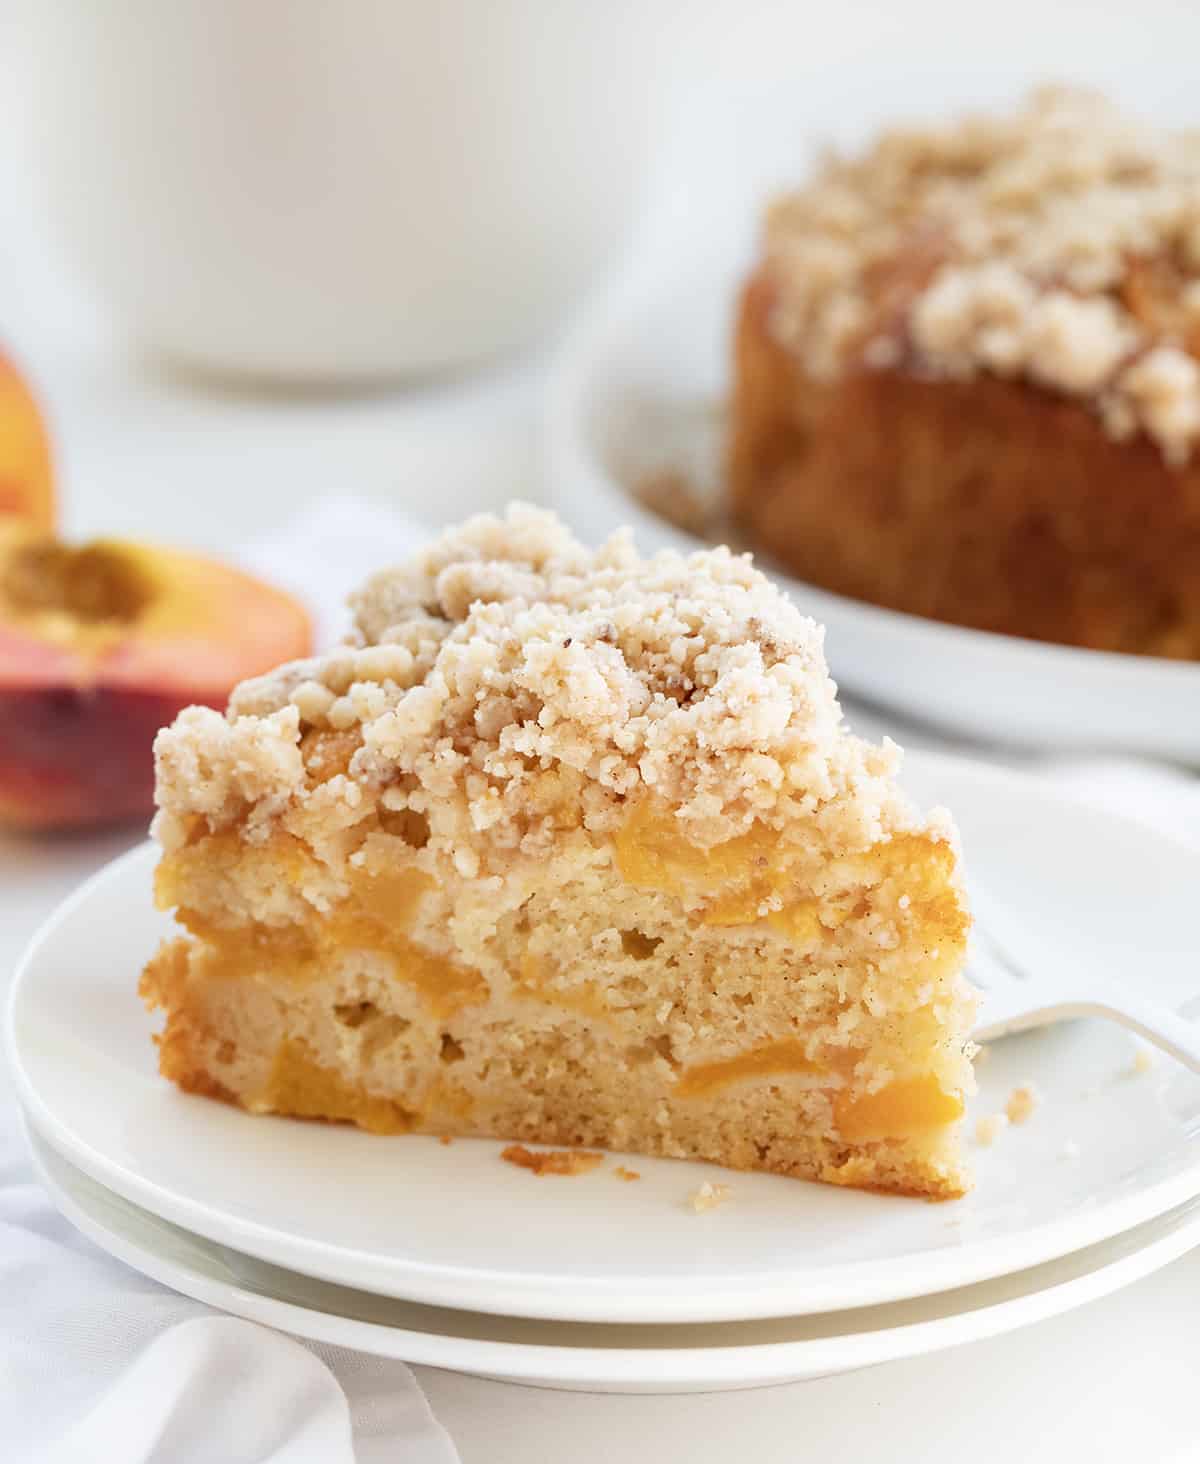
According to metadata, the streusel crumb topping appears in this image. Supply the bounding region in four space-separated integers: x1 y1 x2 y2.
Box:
152 505 943 867
765 86 1200 462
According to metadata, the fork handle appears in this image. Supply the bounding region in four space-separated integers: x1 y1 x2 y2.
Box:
1010 994 1200 1076
1092 989 1200 1075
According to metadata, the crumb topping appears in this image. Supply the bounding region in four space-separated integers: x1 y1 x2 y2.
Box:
152 506 944 866
765 87 1200 463
500 1144 603 1176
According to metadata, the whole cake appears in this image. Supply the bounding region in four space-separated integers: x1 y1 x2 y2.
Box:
729 87 1200 658
141 506 975 1198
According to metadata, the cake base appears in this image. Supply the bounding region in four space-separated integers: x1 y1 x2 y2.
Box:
729 272 1200 659
142 942 967 1201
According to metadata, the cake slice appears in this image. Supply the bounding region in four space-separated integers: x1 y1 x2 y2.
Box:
141 505 975 1198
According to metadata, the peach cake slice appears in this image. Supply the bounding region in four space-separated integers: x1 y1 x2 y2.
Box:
141 505 975 1199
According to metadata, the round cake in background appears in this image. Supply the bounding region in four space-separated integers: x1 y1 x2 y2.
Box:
729 87 1200 660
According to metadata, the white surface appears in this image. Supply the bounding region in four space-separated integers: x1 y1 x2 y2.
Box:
547 80 1200 767
416 1273 1200 1464
10 753 1200 1326
28 1125 1200 1395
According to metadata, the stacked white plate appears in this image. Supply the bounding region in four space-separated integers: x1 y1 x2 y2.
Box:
8 752 1200 1392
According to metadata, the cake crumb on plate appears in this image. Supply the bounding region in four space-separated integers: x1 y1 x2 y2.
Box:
689 1181 732 1213
1005 1083 1041 1125
614 1166 641 1182
1132 1046 1155 1075
501 1144 603 1177
974 1112 1009 1147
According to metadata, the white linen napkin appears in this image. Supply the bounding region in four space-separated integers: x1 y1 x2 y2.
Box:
0 1102 459 1464
2 496 1196 1463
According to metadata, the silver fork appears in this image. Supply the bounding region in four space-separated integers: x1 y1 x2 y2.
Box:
968 888 1200 1073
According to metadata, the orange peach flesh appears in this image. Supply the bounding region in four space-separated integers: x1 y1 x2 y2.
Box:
617 805 969 1144
0 353 54 530
0 531 311 829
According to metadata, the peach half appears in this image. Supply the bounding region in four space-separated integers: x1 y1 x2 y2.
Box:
0 523 312 829
0 351 55 529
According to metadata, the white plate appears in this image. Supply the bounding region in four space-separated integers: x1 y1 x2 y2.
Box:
26 1123 1200 1395
8 750 1200 1325
544 101 1200 763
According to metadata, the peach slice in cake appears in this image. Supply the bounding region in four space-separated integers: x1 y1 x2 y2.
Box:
141 505 975 1199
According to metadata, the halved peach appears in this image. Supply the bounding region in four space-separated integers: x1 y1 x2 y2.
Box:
0 351 54 529
0 523 312 828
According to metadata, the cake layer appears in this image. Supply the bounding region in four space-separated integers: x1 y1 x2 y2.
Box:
142 948 966 1198
144 781 973 1198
